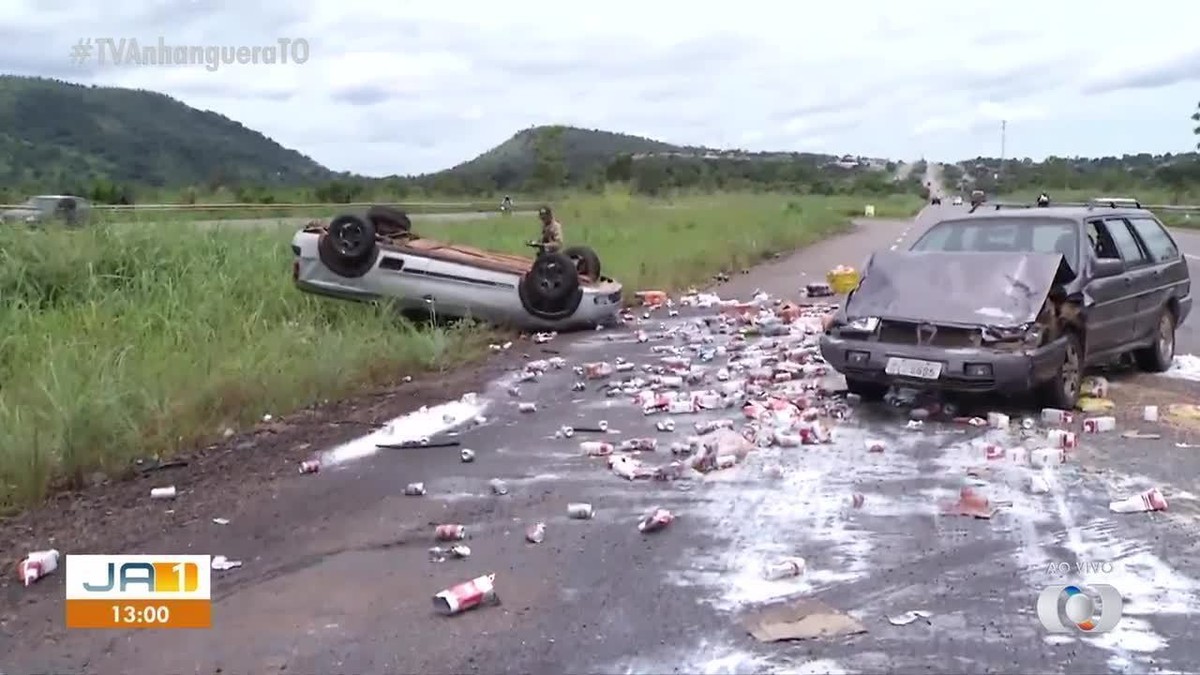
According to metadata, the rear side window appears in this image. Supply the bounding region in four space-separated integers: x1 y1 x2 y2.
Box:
1102 218 1148 266
1127 217 1179 262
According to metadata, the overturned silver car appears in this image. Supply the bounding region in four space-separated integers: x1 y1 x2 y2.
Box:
820 206 1192 408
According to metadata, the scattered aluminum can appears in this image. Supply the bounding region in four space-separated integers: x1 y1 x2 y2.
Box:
460 449 476 463
1031 447 1066 468
637 508 675 533
18 549 60 586
567 502 595 519
987 412 1010 429
656 419 676 432
298 460 321 474
518 402 537 413
850 493 866 508
618 438 657 452
1083 416 1117 433
429 544 472 562
695 419 735 434
433 573 498 616
404 482 427 496
435 524 466 541
598 420 610 432
865 439 886 453
489 478 509 495
763 557 806 580
581 441 614 456
572 381 587 391
526 522 546 543
150 486 177 499
984 444 1005 461
1144 405 1159 422
1041 408 1074 425
559 426 576 438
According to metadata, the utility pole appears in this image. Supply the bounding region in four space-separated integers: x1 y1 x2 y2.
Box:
996 119 1007 187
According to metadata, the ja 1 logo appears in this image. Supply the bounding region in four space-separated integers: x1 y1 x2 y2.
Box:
65 555 212 629
1037 584 1123 633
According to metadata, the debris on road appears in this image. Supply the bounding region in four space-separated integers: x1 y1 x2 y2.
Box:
1029 475 1051 494
850 492 865 508
150 486 177 500
1143 405 1159 422
435 524 467 541
460 448 476 463
741 598 867 642
212 518 230 525
637 508 675 533
429 545 471 562
1077 397 1114 413
941 487 999 519
1083 416 1117 433
1109 487 1168 513
763 557 806 580
18 549 59 586
211 555 242 571
404 482 427 496
567 503 595 519
433 573 499 616
526 522 546 543
887 610 932 626
518 402 537 413
299 459 321 474
489 478 509 495
1081 376 1110 398
1123 431 1162 440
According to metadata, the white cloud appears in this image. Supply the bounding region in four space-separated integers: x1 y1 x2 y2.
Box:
1 0 1198 175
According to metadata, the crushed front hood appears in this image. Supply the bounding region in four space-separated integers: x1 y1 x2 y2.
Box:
845 251 1063 327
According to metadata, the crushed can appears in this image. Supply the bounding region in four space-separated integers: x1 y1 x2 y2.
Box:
1030 447 1066 468
984 444 1005 461
299 460 321 474
558 426 576 438
525 522 546 543
987 412 1010 429
429 544 472 562
618 438 657 452
865 439 886 453
567 503 595 519
435 524 466 541
763 557 806 580
150 486 177 499
517 402 537 413
460 449 476 463
695 419 735 434
581 441 614 456
404 482 427 496
489 478 509 495
1041 408 1074 425
656 419 676 432
1083 416 1117 433
433 573 499 616
637 508 675 533
18 549 60 586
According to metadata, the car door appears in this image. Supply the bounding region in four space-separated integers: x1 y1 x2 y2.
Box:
1082 218 1141 355
1126 215 1188 329
1100 217 1157 346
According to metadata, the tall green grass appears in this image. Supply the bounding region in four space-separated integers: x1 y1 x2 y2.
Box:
0 189 919 511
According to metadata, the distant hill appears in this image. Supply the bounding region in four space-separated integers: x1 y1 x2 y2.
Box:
433 125 844 189
0 76 333 192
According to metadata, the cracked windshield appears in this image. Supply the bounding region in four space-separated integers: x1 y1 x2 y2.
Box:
3 0 1200 673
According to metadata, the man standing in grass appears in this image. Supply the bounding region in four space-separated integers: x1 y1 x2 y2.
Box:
537 206 564 253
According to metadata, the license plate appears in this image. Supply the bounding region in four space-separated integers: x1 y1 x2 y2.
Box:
885 357 943 380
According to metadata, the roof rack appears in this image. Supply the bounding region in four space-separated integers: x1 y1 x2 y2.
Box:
1086 198 1142 209
988 202 1035 211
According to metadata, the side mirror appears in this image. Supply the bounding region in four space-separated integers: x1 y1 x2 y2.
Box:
1093 257 1125 278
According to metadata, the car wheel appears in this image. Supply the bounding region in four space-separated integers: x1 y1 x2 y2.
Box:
517 282 583 321
366 205 412 234
845 377 887 401
563 245 602 280
524 251 580 304
1134 308 1175 372
1037 332 1082 409
318 214 379 278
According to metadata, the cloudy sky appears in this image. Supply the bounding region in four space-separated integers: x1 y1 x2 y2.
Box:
3 0 1199 176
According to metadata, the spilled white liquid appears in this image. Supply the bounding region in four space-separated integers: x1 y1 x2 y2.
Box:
1161 354 1200 382
319 395 489 465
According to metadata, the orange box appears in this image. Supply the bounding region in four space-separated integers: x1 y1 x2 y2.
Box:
66 598 212 629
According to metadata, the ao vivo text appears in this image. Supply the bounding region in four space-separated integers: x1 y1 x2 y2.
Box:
1046 560 1116 575
65 555 212 629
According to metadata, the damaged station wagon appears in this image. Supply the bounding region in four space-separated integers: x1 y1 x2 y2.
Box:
820 203 1192 408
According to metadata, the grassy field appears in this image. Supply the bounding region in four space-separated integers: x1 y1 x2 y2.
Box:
0 189 920 511
87 200 506 224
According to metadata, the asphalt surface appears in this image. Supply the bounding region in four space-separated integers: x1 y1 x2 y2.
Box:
6 173 1200 674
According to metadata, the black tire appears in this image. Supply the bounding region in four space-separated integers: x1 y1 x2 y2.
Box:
845 378 888 401
517 283 583 321
318 214 379 278
524 252 579 304
563 245 602 279
366 205 411 233
1134 308 1176 373
1036 332 1082 410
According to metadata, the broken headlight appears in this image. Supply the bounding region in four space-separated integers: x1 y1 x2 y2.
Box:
841 316 880 334
981 323 1044 347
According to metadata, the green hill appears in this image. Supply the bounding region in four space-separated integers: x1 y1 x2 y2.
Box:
0 76 333 192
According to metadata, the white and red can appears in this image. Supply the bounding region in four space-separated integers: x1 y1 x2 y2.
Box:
637 508 675 533
433 573 498 615
435 524 466 541
299 460 320 474
18 549 60 586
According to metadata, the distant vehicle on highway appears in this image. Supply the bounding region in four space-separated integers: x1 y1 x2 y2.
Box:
0 195 91 226
821 202 1192 409
952 196 964 206
970 189 986 208
292 205 623 331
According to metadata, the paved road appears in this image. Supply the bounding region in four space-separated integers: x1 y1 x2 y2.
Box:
6 171 1200 674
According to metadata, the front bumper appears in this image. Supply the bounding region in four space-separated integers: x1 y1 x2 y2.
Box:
819 332 1068 394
